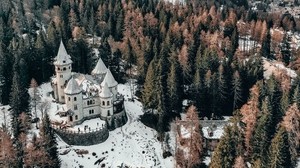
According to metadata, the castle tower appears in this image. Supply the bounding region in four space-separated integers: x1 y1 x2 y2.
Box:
91 58 107 80
99 82 113 120
64 76 83 124
101 69 118 101
54 41 72 103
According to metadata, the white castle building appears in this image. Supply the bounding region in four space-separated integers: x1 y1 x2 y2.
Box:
51 41 126 129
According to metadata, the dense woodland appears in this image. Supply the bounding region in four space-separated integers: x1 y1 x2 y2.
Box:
0 0 299 167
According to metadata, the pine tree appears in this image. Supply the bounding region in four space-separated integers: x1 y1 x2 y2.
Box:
167 59 182 116
281 103 300 167
268 126 292 168
210 124 241 168
142 59 158 110
232 71 243 111
39 113 60 167
260 29 272 59
251 97 273 167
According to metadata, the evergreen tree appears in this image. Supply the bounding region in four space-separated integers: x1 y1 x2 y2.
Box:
39 113 60 168
260 29 272 59
167 58 182 116
98 38 112 67
232 71 243 111
210 124 241 168
142 59 158 110
251 97 273 167
268 126 292 168
281 103 300 167
281 34 291 66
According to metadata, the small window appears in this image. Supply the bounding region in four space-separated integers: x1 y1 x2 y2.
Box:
74 105 78 110
74 97 77 101
87 101 90 105
102 101 105 106
58 67 60 70
107 101 110 106
93 100 95 104
89 100 93 105
60 75 63 78
69 116 73 122
68 97 71 101
63 60 66 63
69 66 71 69
75 115 78 120
108 110 110 116
63 67 66 71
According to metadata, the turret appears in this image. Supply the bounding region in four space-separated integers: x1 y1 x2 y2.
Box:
101 69 118 101
91 58 107 80
54 41 72 103
99 82 113 120
64 76 83 124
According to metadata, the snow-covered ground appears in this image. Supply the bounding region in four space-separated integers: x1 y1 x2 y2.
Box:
263 58 297 80
57 83 174 167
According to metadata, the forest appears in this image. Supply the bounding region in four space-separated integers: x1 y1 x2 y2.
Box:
0 0 299 167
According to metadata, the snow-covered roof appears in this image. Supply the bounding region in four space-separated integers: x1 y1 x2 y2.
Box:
54 41 72 66
101 69 118 87
64 77 82 95
202 126 224 139
99 82 113 98
91 58 107 75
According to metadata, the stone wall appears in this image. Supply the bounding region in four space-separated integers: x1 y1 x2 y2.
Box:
107 109 127 131
53 124 109 146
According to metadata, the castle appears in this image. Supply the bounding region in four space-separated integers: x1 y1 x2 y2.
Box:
51 41 126 130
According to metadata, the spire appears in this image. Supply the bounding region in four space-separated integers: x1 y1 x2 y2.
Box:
100 82 113 98
101 69 118 87
64 76 82 94
54 40 72 65
91 58 107 75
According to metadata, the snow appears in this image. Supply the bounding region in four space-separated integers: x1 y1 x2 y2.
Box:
263 59 297 79
202 126 224 139
28 82 175 167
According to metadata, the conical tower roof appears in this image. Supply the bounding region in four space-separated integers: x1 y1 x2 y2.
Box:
64 77 82 95
91 58 107 75
54 40 72 65
100 82 113 98
101 69 118 87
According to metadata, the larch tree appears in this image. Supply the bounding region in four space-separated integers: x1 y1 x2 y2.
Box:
0 128 17 167
240 84 260 155
175 105 203 168
233 156 247 168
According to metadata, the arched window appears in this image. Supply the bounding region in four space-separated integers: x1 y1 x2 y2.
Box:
87 101 90 105
63 67 66 71
107 110 110 116
75 115 78 120
107 101 110 106
102 101 105 106
68 97 71 101
74 97 77 101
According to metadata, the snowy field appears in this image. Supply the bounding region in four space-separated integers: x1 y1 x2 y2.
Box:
45 82 174 168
